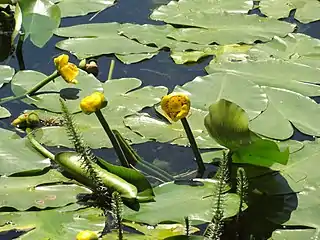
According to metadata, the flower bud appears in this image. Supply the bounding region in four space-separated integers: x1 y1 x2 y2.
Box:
161 93 191 122
80 92 107 114
11 112 40 129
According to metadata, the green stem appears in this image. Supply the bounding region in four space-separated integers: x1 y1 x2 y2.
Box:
95 110 129 167
181 117 205 178
0 71 60 105
113 129 174 182
16 31 25 71
107 60 115 80
26 128 55 161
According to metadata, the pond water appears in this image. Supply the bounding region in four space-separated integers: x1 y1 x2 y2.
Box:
0 0 320 239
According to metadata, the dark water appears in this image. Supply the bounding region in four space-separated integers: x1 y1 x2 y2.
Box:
0 0 319 239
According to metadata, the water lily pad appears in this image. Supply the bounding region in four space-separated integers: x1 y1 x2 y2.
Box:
18 0 61 47
11 69 103 113
151 10 295 45
259 0 320 23
0 128 51 176
33 78 166 148
123 179 241 225
0 65 14 88
54 0 115 18
0 170 90 210
0 106 10 118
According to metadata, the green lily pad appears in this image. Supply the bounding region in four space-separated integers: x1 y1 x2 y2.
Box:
18 0 61 47
0 106 10 118
54 0 116 18
259 0 320 23
0 65 14 88
0 128 51 176
123 179 242 225
0 170 90 210
151 9 295 45
11 69 103 113
33 78 166 148
0 207 104 239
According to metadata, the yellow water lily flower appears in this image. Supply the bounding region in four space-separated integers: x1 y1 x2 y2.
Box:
76 230 98 240
54 54 79 84
80 92 107 114
161 92 191 122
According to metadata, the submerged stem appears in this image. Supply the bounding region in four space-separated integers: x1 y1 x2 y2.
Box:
16 31 25 71
95 110 128 167
26 128 55 161
181 117 205 178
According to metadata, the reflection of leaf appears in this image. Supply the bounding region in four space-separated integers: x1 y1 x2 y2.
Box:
123 179 242 225
0 170 90 210
18 0 61 47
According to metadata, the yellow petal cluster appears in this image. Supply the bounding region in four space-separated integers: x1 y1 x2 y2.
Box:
54 54 79 84
80 92 107 114
76 230 98 240
161 92 191 122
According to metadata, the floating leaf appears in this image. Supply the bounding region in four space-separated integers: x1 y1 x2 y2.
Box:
18 0 61 47
0 106 10 118
0 170 90 210
0 65 14 88
53 0 116 18
33 78 166 148
0 128 51 176
259 0 320 23
11 69 103 113
123 179 242 225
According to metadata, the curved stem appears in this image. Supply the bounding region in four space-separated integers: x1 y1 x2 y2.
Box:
26 128 55 161
0 71 60 105
95 110 129 167
181 117 205 178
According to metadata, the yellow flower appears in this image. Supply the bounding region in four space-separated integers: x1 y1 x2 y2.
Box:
80 92 107 114
76 230 98 240
54 54 79 84
161 92 191 122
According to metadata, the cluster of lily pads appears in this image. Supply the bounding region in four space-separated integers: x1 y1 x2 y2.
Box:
0 0 320 239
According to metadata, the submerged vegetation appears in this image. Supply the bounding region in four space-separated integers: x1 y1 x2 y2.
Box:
0 0 319 239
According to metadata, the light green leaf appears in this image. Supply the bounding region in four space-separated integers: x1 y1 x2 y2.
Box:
18 0 61 47
151 11 295 45
247 33 320 69
11 69 103 113
0 128 51 176
56 36 158 59
33 78 166 148
54 0 115 18
116 52 159 64
123 179 241 225
259 0 320 23
206 59 320 97
0 207 104 239
0 65 14 88
251 87 320 139
0 106 10 118
0 170 90 210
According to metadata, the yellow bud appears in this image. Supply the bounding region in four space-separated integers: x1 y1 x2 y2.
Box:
80 92 107 114
76 230 98 240
11 113 28 127
160 93 191 122
54 54 79 84
11 112 40 128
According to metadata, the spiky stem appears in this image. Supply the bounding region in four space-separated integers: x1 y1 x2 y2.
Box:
111 191 123 240
204 151 229 239
181 117 205 178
